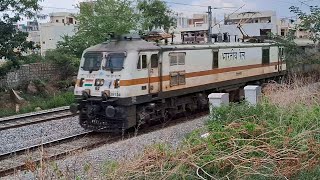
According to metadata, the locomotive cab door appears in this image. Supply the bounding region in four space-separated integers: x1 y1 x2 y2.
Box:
148 53 160 94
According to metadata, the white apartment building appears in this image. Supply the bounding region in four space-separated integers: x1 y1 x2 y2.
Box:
40 12 78 55
173 11 278 43
173 14 213 43
173 11 313 44
175 13 189 28
14 21 41 55
215 11 278 42
279 17 311 39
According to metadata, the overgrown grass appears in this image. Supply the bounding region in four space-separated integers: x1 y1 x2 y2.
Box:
0 92 75 118
101 101 320 179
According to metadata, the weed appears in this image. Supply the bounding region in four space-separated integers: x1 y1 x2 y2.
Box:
100 100 320 179
0 92 74 118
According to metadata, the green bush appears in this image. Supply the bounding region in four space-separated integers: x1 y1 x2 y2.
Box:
0 60 14 76
45 49 80 79
19 54 44 64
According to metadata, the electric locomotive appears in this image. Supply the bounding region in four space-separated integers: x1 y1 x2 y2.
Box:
70 34 286 132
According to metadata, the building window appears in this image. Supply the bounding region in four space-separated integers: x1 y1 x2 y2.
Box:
151 54 158 68
56 19 59 23
169 52 185 66
262 48 270 64
170 71 186 87
137 55 147 69
42 41 45 44
69 18 74 24
281 29 285 36
62 19 65 23
212 50 219 69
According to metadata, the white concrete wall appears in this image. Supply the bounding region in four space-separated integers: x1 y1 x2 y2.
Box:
40 23 77 55
49 12 77 24
226 11 276 21
212 23 278 42
27 31 40 44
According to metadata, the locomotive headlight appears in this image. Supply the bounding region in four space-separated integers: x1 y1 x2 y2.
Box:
95 79 100 86
95 79 105 86
100 79 105 86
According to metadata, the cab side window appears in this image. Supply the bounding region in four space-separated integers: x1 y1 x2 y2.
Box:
137 55 147 69
151 54 158 68
262 48 270 64
212 50 219 69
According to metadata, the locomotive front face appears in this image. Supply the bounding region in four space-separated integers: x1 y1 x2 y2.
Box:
74 51 125 98
73 51 136 132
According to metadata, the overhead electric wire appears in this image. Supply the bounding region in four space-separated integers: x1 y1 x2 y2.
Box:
164 0 238 10
42 6 78 11
163 1 207 7
296 0 311 7
212 4 247 27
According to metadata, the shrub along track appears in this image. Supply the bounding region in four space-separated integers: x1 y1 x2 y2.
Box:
0 110 208 177
0 106 74 131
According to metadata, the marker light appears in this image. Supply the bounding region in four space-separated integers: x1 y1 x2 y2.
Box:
114 79 120 89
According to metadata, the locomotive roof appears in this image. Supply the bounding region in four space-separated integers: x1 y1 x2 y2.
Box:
160 42 277 50
85 39 161 52
85 38 277 53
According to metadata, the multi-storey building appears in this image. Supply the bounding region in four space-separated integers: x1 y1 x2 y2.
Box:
40 12 78 55
173 10 316 45
14 21 41 55
174 13 213 43
218 11 278 42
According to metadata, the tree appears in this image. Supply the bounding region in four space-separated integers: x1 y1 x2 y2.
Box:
290 5 320 43
270 6 320 70
57 35 89 58
58 0 138 58
45 49 79 79
0 0 41 68
137 0 176 32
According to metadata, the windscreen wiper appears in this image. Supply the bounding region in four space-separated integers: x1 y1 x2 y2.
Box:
109 57 114 74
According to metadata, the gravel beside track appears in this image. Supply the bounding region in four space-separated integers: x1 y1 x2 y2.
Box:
4 115 209 179
0 116 86 155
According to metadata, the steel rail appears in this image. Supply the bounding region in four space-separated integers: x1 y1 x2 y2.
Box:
0 131 118 177
0 106 75 131
0 131 92 159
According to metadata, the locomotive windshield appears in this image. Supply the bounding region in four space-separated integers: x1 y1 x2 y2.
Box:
82 52 102 72
104 53 125 72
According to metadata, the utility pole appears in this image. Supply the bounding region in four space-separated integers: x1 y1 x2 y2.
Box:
207 6 213 43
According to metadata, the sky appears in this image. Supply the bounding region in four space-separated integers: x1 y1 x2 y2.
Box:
30 0 320 23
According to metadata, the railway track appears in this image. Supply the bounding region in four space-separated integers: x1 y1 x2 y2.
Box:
0 110 209 177
0 131 117 177
0 106 75 131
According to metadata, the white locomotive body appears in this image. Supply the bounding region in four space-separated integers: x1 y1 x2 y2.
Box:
72 36 285 132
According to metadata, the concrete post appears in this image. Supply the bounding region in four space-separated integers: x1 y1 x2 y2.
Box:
208 93 229 113
244 85 262 105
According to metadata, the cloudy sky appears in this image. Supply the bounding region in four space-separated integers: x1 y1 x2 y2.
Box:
36 0 319 22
